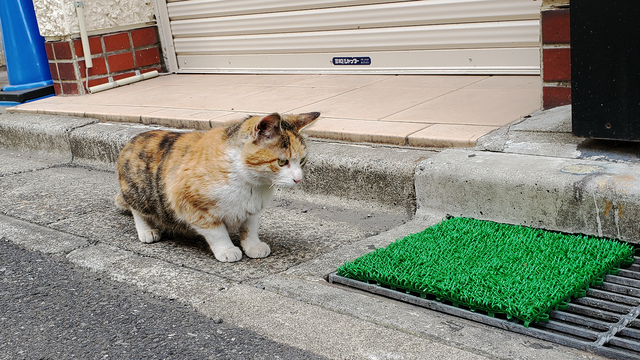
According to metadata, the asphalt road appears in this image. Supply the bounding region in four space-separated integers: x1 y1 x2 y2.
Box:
0 239 325 360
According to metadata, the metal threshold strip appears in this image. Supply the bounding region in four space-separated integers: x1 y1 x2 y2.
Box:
328 257 640 360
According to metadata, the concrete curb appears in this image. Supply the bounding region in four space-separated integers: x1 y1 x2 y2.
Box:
0 112 427 214
416 149 640 243
0 113 96 159
0 213 88 254
3 109 639 241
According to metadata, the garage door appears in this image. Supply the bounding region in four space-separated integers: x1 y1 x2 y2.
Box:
164 0 541 74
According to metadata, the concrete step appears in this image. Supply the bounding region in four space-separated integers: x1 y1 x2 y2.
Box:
3 110 640 244
416 149 640 244
0 112 429 216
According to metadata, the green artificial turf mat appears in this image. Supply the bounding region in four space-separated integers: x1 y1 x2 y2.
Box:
338 217 634 327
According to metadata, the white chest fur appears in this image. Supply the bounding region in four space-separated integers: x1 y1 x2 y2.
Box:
212 182 273 229
209 148 275 229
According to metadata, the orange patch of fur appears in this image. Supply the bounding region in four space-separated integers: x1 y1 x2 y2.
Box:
117 112 319 233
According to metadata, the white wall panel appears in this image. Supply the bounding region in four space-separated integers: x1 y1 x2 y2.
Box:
170 0 538 38
167 0 407 20
174 21 539 54
163 0 542 74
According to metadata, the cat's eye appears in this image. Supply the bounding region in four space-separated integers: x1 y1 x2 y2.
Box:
300 156 307 166
277 158 289 167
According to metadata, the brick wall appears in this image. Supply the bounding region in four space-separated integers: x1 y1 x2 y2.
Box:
541 7 571 109
44 26 164 95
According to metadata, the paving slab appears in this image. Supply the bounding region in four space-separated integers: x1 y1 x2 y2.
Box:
477 105 640 163
51 189 407 282
0 213 88 254
510 105 573 133
0 149 68 176
0 166 115 226
0 150 408 283
7 74 541 148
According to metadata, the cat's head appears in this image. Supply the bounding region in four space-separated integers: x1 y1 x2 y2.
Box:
234 112 320 187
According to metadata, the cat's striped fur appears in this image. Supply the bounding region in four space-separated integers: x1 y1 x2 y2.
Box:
115 112 320 262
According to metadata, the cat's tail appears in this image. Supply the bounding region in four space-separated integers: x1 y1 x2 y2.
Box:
114 192 131 215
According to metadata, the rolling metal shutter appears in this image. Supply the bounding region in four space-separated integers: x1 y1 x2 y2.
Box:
165 0 541 74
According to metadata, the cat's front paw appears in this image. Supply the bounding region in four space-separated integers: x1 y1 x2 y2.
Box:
139 229 161 243
214 246 243 262
243 242 271 259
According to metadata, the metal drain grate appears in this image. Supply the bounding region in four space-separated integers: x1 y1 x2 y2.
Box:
329 257 640 360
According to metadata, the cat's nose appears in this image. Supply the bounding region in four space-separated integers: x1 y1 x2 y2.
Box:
294 178 301 184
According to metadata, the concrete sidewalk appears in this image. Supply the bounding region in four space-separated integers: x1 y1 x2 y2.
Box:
7 73 541 148
1 104 639 359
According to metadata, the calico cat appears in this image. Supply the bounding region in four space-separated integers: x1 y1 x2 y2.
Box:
115 112 320 262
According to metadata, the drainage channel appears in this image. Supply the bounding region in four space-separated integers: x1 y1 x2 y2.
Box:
328 256 640 360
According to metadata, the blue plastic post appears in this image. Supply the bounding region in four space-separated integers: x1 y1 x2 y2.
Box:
0 0 53 91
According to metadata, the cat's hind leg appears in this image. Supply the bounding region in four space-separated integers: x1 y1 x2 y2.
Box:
114 192 131 214
239 214 271 259
193 224 242 262
131 209 162 243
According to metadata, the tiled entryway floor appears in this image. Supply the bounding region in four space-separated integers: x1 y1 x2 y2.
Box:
9 74 541 147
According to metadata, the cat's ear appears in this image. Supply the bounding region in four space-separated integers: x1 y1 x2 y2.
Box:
294 112 321 131
252 113 281 141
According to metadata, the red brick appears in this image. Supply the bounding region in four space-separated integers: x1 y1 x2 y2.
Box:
73 39 82 57
78 57 108 77
57 62 78 81
542 9 570 44
113 72 136 81
49 63 59 81
135 47 160 67
61 81 80 95
87 76 109 88
131 27 157 48
53 82 62 96
74 37 103 57
107 52 135 72
543 86 572 109
90 36 103 54
543 48 571 82
53 41 73 60
44 42 55 60
103 32 131 52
